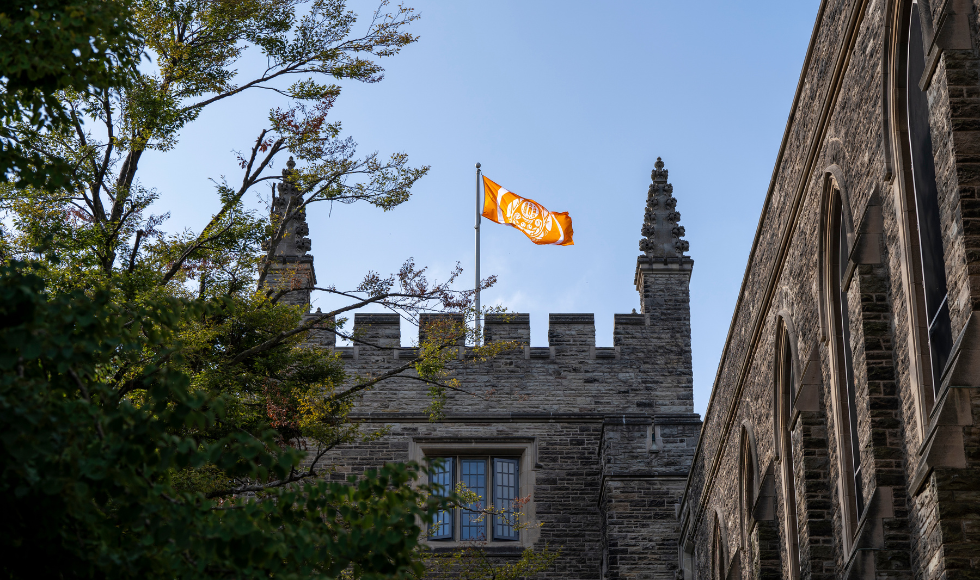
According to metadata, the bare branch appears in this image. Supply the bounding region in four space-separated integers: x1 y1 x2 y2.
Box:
226 294 390 365
127 230 145 273
89 89 114 222
326 359 419 403
204 470 314 499
159 133 283 286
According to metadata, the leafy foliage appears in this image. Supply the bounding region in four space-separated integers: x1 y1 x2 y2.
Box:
0 0 141 189
0 0 557 577
422 546 561 580
0 263 443 579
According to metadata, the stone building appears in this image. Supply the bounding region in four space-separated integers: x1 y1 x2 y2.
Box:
265 158 701 579
677 1 980 579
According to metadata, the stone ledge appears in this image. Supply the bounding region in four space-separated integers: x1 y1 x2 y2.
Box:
613 314 645 326
549 313 595 324
262 254 314 264
484 313 530 325
348 412 645 423
425 545 525 556
353 313 400 325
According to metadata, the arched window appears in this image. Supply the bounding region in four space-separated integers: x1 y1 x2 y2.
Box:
775 322 801 579
906 1 953 391
681 542 695 580
712 514 727 580
828 190 865 530
739 425 759 552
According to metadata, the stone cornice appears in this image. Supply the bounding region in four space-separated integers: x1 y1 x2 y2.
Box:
346 412 701 424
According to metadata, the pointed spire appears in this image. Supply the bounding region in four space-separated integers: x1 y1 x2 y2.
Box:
259 156 317 309
639 157 690 260
265 156 312 257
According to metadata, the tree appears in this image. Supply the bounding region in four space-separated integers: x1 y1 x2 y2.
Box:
1 0 558 577
0 265 441 579
0 0 139 189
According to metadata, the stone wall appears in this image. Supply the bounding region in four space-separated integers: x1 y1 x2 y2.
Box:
678 1 980 579
316 295 700 579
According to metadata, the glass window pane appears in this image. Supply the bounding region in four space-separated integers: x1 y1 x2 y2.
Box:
780 330 803 574
837 204 864 517
460 459 487 540
907 3 953 389
430 457 453 540
493 458 520 540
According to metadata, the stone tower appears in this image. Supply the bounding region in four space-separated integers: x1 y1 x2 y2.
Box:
261 156 316 307
598 157 698 579
624 156 696 415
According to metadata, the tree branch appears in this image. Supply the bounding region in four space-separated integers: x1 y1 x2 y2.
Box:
127 230 144 273
205 469 319 499
89 89 114 222
160 133 283 286
325 359 419 403
226 294 390 365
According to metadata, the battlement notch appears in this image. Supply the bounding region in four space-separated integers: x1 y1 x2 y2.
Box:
549 313 596 356
484 313 531 344
352 313 401 349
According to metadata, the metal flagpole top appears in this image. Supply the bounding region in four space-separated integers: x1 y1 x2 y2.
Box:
475 162 482 345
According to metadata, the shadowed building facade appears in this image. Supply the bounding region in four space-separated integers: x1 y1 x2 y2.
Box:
677 1 980 579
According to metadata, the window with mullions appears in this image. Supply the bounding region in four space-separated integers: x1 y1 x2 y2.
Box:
832 196 865 519
777 326 802 579
907 2 953 391
427 456 520 541
430 458 454 539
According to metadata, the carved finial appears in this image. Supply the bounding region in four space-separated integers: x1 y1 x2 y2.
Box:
639 157 689 260
270 155 312 258
651 157 669 183
282 156 298 181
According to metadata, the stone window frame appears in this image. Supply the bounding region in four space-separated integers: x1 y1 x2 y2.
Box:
409 437 538 549
680 542 696 580
886 0 979 519
885 0 962 444
677 502 697 580
711 510 729 580
903 1 955 396
773 316 803 580
818 174 865 553
737 423 760 558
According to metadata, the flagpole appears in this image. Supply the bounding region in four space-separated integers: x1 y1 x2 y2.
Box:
475 162 482 346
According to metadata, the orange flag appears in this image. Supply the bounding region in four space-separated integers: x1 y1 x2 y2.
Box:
482 176 574 246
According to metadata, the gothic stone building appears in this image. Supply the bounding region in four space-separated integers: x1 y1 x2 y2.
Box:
266 159 701 579
677 1 980 579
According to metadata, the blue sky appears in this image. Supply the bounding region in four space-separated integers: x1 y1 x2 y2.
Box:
136 0 820 415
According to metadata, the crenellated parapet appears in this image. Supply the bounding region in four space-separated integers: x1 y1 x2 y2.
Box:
328 311 683 361
484 313 531 344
